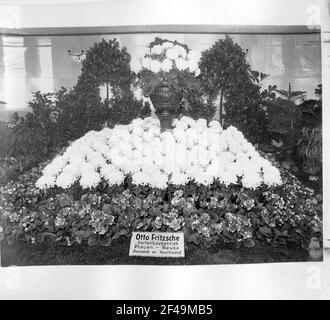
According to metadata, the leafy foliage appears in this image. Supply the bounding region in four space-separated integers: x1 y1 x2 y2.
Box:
224 72 269 144
106 92 151 127
199 35 269 143
78 38 134 90
0 120 12 158
264 83 306 149
1 38 149 172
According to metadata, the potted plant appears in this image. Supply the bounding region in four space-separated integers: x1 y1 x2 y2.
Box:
132 37 201 131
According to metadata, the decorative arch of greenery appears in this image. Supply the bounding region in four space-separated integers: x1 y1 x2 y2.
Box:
198 35 269 143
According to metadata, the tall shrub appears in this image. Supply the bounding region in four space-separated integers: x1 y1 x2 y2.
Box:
199 35 268 143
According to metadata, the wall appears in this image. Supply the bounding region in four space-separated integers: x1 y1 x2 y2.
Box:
0 0 323 28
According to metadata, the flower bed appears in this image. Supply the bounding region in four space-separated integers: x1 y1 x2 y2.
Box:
0 117 322 250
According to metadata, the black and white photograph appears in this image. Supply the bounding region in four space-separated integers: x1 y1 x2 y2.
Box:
0 0 329 300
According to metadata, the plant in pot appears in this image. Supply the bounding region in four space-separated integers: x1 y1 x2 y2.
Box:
132 37 201 131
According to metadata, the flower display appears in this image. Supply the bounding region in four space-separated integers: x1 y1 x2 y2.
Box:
131 38 202 106
131 39 200 76
0 158 322 249
36 116 282 191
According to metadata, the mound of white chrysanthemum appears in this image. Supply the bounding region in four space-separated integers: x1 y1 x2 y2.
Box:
36 116 282 190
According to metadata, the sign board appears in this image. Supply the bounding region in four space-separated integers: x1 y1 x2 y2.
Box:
129 232 185 258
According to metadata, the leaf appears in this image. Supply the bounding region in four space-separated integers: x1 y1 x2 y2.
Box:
223 230 235 240
75 235 82 245
35 233 45 244
243 238 255 248
100 236 112 247
187 233 200 245
75 230 91 239
274 229 282 238
6 230 17 246
112 229 128 240
259 226 272 237
87 235 99 246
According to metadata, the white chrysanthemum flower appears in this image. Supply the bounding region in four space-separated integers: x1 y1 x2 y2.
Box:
131 171 150 186
143 116 156 124
187 146 200 166
208 120 221 131
197 148 211 168
131 118 144 127
149 60 162 73
161 131 176 150
148 126 161 138
172 127 186 143
131 126 144 137
175 57 188 71
80 170 101 189
170 170 189 185
161 58 173 72
120 163 140 175
163 149 177 164
141 57 151 69
241 169 262 189
205 159 220 177
228 140 244 156
55 167 77 189
116 141 132 157
101 166 125 186
174 143 188 166
153 152 165 166
88 152 107 170
194 172 214 186
198 130 210 148
151 44 163 55
111 128 131 142
173 45 187 57
186 128 199 148
166 47 179 60
220 151 236 163
151 172 168 189
142 130 155 143
160 163 178 175
140 143 153 158
181 116 196 128
35 174 56 189
131 149 145 166
219 169 238 186
42 156 67 177
262 165 282 186
196 118 207 132
162 41 174 49
90 140 108 153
